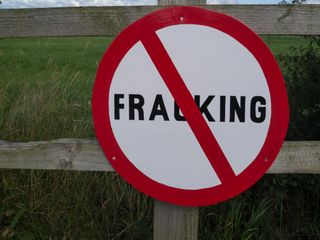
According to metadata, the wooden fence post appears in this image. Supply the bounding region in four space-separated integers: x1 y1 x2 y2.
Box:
154 200 199 240
153 2 200 240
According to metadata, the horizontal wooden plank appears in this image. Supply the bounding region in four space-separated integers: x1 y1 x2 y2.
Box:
1 5 320 38
0 139 113 171
269 141 320 174
0 139 319 173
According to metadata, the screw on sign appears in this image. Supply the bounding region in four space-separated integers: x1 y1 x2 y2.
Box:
92 6 289 206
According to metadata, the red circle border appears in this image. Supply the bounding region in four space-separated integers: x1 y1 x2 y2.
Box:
92 6 289 207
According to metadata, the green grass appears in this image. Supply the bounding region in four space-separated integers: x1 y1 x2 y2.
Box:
260 35 309 55
0 37 110 86
0 37 112 141
0 36 319 239
0 35 307 142
1 171 153 239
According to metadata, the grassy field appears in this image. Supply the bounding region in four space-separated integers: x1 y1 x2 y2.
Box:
0 36 319 239
0 37 112 142
0 35 309 142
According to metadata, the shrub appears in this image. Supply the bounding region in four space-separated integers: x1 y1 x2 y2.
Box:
279 37 320 140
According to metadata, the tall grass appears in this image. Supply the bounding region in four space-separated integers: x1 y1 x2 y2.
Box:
0 73 93 141
1 171 153 239
0 37 110 141
200 175 320 239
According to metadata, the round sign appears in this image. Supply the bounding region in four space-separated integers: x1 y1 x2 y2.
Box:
92 6 289 206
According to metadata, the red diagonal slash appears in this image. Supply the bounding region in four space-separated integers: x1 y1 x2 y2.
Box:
141 31 236 184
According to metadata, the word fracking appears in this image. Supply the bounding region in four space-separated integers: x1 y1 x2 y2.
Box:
114 94 267 123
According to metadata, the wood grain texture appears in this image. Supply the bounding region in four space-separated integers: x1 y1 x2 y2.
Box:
154 200 199 240
1 5 320 38
269 141 320 174
0 139 319 173
0 138 113 171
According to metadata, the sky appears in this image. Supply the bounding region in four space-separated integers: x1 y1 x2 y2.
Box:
0 0 319 8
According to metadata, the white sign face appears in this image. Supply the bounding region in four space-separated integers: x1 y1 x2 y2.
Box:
92 6 289 206
109 25 271 189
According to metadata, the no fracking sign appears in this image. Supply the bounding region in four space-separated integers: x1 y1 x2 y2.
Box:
92 6 289 206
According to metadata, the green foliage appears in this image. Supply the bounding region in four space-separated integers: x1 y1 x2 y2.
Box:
1 170 319 240
0 171 153 239
199 174 320 240
279 37 320 140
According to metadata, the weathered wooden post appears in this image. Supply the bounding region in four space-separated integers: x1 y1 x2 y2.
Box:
154 201 199 240
154 2 202 240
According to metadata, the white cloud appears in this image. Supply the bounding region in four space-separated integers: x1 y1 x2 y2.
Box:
304 0 320 3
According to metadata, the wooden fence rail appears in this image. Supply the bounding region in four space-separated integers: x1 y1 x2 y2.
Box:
1 5 320 38
1 139 320 173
